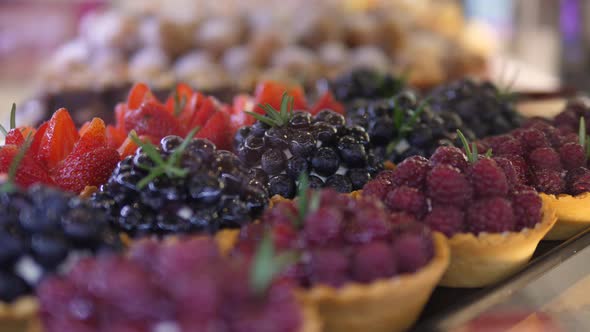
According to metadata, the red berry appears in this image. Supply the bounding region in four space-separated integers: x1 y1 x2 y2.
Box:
512 190 542 230
430 146 468 171
504 155 528 183
303 207 343 246
423 206 465 237
559 142 587 170
352 242 397 283
533 170 565 194
496 138 524 156
391 155 430 188
426 164 473 207
53 147 120 193
528 147 562 171
308 248 349 287
391 233 433 274
362 177 392 200
388 212 417 225
518 128 550 150
345 206 391 244
384 185 426 217
469 158 509 198
124 101 183 139
493 157 521 189
570 172 590 195
466 197 516 233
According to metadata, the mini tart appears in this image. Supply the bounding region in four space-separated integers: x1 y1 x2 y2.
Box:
540 192 590 240
440 201 557 288
298 232 450 332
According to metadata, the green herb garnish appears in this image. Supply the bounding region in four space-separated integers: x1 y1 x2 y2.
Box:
580 117 590 159
129 126 200 189
0 132 33 193
0 103 17 137
385 96 430 155
294 172 321 228
250 232 298 295
172 88 187 117
457 129 489 163
246 92 294 127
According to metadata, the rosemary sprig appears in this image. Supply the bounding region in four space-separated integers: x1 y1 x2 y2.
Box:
0 103 17 137
580 117 590 160
294 172 321 228
129 126 200 189
245 92 294 127
250 231 298 295
385 96 430 155
172 88 187 117
456 129 488 163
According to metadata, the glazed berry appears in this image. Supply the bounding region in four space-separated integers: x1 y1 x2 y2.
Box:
426 164 472 207
469 158 509 198
39 237 304 332
559 142 586 170
384 186 426 217
430 146 469 171
93 131 267 236
512 190 543 230
391 155 430 188
235 187 435 288
423 206 465 237
529 147 562 171
428 78 522 138
234 94 381 198
0 184 120 302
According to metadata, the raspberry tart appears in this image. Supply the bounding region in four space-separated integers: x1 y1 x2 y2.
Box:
363 136 557 287
480 116 590 240
37 236 320 332
233 184 449 332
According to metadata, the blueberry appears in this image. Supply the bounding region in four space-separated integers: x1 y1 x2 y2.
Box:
250 121 270 137
186 139 216 162
19 206 60 233
261 149 286 175
0 272 30 302
249 168 269 185
311 147 340 177
308 175 325 189
287 157 309 179
289 131 316 158
241 136 264 165
0 231 24 266
312 122 338 145
289 111 312 128
219 197 250 227
234 126 251 149
337 136 367 167
264 127 290 149
347 169 371 190
31 234 69 268
160 135 183 153
269 175 296 199
189 176 223 204
61 207 106 242
325 174 353 193
315 110 345 128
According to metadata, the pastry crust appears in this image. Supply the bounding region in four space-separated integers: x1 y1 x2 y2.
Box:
0 297 40 332
299 232 450 332
540 192 590 240
440 202 557 288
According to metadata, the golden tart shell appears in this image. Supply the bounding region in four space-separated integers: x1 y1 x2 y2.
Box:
540 192 590 240
440 201 557 288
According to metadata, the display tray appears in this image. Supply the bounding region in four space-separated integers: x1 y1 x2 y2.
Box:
412 228 590 331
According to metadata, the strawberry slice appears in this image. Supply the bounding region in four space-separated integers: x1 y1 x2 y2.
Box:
54 147 120 193
165 83 193 115
310 91 345 115
5 129 25 146
254 81 308 114
176 93 202 131
29 122 48 160
117 135 158 159
114 103 128 132
38 109 80 170
106 125 127 150
123 101 184 140
190 96 218 129
196 111 232 150
127 83 154 110
73 118 108 155
0 145 54 188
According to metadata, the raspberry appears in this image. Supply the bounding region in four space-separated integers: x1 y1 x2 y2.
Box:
528 147 562 171
426 164 472 207
308 248 350 287
469 158 509 198
504 155 528 183
361 178 392 200
493 157 521 188
384 186 426 217
391 156 430 188
518 128 550 150
352 242 397 283
554 109 579 132
496 138 524 156
482 135 512 152
559 142 587 170
512 191 542 230
388 212 417 225
566 167 590 187
391 233 433 273
303 207 343 246
423 206 464 237
466 197 516 233
429 146 469 172
533 170 565 194
375 170 396 183
345 207 391 244
571 172 590 195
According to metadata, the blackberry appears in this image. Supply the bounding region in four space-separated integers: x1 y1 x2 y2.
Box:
234 94 381 198
345 89 475 163
93 133 267 236
328 68 405 102
0 184 120 302
428 78 522 138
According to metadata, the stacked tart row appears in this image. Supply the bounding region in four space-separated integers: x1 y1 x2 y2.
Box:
0 72 588 332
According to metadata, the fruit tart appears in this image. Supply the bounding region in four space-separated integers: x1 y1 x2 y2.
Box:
37 236 321 332
91 129 268 237
0 179 121 331
0 106 120 193
362 137 557 288
234 93 382 198
480 116 590 240
233 183 449 332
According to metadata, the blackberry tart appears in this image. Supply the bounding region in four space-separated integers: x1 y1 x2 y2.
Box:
92 129 268 237
234 93 382 198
